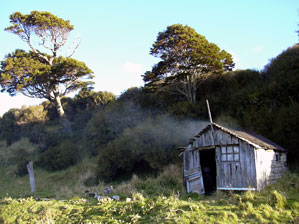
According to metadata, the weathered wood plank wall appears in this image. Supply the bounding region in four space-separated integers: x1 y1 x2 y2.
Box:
255 149 287 191
183 125 287 192
214 134 257 189
188 126 257 190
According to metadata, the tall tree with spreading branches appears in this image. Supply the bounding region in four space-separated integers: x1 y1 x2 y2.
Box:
0 11 93 132
143 24 234 103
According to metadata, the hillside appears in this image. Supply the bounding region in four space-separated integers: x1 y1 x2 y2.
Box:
0 163 298 223
0 28 298 223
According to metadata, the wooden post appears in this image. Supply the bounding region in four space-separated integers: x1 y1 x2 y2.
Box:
206 99 215 145
206 99 213 124
26 161 35 193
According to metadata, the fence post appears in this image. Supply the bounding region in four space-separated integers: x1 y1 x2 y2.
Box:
26 161 35 193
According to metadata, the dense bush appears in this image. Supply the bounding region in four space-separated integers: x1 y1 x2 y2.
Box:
238 103 299 163
0 138 39 176
14 105 47 125
74 88 115 110
96 116 206 182
117 87 141 103
0 105 48 145
37 140 80 171
0 44 298 176
42 89 115 122
231 45 299 164
0 110 21 145
264 44 299 79
163 69 263 119
167 101 201 118
0 138 38 165
84 101 149 156
128 164 184 196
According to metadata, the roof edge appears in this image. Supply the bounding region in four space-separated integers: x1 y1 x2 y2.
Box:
185 122 286 152
211 122 286 152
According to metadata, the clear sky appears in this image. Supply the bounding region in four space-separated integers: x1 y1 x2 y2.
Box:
0 0 298 116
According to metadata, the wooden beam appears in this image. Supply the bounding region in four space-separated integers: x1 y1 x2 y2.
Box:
187 146 216 152
206 99 213 124
206 99 215 145
217 187 256 191
196 146 216 151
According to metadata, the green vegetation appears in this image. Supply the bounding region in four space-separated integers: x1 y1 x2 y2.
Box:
0 11 94 133
96 116 205 182
0 163 298 223
143 24 234 104
0 11 298 223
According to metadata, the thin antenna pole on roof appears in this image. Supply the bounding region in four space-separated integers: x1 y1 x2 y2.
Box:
206 99 215 145
206 99 213 124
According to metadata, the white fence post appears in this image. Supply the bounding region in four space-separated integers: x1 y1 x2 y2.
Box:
26 161 35 193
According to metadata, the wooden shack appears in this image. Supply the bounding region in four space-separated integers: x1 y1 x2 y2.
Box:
179 122 287 194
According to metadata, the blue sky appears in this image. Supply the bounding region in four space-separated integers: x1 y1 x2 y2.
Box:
0 0 298 116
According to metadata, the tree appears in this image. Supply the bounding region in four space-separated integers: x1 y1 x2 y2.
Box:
0 11 93 131
143 24 234 103
74 88 115 110
264 44 299 79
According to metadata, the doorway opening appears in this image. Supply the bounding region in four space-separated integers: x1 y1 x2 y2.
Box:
200 149 217 194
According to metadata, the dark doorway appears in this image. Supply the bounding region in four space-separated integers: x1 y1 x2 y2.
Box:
200 149 216 194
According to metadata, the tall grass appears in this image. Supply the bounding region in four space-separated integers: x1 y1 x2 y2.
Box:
0 160 299 223
0 172 298 223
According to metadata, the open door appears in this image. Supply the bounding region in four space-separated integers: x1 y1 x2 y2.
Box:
184 150 205 194
199 149 217 194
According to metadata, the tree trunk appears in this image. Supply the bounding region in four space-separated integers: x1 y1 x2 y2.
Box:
55 96 73 134
186 74 197 104
191 78 197 104
55 95 65 117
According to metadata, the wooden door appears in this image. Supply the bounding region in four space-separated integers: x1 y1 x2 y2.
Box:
217 145 242 189
220 162 241 188
186 172 205 194
184 150 205 194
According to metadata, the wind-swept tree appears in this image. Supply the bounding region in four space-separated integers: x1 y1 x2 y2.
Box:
0 11 93 132
143 24 234 103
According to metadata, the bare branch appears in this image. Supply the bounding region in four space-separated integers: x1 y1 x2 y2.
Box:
27 40 50 63
66 33 81 57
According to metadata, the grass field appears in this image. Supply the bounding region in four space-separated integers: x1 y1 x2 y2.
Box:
0 163 299 223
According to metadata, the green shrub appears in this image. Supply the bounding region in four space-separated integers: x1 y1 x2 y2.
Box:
15 105 47 124
157 164 183 189
0 110 21 145
269 190 287 209
84 101 148 155
0 138 39 176
0 138 38 165
74 88 115 110
111 164 184 196
264 44 299 80
96 116 198 182
167 101 201 118
118 87 141 103
37 140 80 171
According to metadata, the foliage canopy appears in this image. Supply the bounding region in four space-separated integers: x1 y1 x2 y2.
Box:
0 11 93 120
0 50 93 101
143 24 234 103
